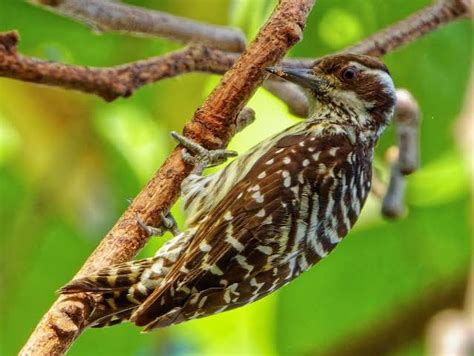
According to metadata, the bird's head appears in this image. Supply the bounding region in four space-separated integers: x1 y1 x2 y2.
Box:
267 54 397 136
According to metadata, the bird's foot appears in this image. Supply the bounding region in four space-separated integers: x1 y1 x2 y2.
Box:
136 212 180 237
170 131 237 175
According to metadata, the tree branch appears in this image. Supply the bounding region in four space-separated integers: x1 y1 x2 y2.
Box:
347 0 472 57
263 80 309 117
1 0 472 104
30 0 247 52
379 89 421 219
19 0 316 355
393 89 421 175
0 32 238 101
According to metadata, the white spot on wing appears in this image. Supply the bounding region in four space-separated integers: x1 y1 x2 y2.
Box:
248 184 260 192
179 265 189 273
298 172 305 184
223 290 231 303
140 269 152 286
137 283 147 295
251 191 264 203
263 215 273 225
256 245 272 255
209 264 224 275
235 254 253 272
199 240 212 252
225 224 244 252
250 277 265 293
223 210 233 221
328 147 339 156
317 163 327 174
151 259 164 274
290 185 299 195
198 295 208 308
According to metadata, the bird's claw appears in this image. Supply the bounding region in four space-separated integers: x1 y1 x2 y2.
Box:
136 212 180 237
170 131 237 174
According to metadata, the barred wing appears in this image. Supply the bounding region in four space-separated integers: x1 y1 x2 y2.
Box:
132 132 370 330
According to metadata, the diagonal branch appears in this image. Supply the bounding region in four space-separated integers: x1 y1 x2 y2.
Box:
19 0 316 355
30 0 247 52
347 0 472 57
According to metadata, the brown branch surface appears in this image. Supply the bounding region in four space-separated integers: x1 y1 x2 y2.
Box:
31 0 247 52
0 32 238 101
19 0 316 355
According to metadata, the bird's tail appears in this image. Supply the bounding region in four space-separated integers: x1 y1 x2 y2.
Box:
60 230 193 328
60 258 159 328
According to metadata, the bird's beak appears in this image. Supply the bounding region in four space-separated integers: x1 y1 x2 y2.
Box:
265 67 329 92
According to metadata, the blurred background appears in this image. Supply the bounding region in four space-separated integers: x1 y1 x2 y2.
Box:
0 0 472 355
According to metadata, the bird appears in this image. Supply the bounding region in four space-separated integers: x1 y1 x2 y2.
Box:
60 53 397 331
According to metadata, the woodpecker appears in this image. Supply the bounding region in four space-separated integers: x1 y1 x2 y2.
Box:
60 53 397 331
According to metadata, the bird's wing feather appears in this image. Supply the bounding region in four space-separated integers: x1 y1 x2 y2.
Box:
133 132 356 328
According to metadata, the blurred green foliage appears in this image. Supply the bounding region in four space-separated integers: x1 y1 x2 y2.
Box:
0 0 472 355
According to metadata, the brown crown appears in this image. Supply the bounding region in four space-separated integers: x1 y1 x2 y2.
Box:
313 54 390 75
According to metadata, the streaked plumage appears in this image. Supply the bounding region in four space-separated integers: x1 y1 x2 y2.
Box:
61 54 396 331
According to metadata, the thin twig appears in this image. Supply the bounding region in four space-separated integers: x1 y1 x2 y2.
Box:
263 79 309 117
347 0 472 57
394 89 421 175
381 147 407 219
379 89 421 218
19 1 316 355
30 0 247 52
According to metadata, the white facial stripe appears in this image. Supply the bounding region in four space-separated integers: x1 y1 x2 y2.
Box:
349 61 396 97
349 63 397 135
367 69 396 100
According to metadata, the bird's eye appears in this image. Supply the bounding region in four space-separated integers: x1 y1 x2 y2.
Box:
341 67 358 81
